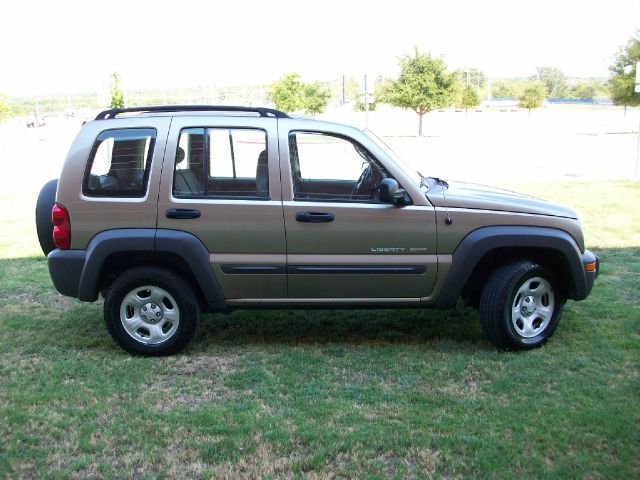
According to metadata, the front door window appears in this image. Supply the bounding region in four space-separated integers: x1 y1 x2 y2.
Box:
289 131 388 202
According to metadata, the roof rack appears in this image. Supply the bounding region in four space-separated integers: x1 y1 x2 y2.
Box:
94 105 290 120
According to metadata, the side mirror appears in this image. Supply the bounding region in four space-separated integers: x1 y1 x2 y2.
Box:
379 178 408 206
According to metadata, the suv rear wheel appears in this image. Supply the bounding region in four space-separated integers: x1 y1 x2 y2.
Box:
480 261 564 350
104 267 201 355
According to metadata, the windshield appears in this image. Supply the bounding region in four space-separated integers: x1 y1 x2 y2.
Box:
362 129 423 188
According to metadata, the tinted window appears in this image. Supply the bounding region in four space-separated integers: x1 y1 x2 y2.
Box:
173 128 268 199
289 131 388 202
83 128 156 197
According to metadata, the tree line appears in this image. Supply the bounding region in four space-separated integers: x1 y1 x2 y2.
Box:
1 35 638 127
268 34 639 135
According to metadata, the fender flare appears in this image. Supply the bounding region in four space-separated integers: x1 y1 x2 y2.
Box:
435 226 587 308
76 229 225 309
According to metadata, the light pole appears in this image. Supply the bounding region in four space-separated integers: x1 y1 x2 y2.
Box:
635 62 640 179
359 75 375 130
364 75 369 129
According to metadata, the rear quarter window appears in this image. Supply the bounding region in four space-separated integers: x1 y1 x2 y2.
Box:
82 128 156 197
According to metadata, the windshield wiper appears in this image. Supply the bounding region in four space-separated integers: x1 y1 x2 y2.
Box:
417 171 448 189
430 177 449 188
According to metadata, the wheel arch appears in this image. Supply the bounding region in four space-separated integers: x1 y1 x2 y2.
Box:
77 229 225 311
436 226 587 308
460 246 573 308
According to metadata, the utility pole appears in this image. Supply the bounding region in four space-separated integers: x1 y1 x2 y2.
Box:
358 74 375 129
364 74 369 129
635 114 639 179
635 62 640 179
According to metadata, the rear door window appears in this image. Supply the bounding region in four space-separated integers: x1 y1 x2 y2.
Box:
173 127 268 199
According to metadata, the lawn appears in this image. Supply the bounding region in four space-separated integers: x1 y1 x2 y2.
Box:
1 181 638 479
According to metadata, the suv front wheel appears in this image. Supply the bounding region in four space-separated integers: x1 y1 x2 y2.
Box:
104 267 201 355
480 261 564 350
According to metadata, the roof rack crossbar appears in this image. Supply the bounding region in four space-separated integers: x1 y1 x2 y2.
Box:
94 105 290 120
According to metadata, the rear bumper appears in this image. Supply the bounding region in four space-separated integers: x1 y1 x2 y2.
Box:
48 249 86 298
582 249 599 298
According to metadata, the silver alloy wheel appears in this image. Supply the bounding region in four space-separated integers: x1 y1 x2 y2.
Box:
119 285 180 345
511 276 555 338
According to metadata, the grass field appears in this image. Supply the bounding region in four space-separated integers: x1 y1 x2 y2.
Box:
1 181 639 479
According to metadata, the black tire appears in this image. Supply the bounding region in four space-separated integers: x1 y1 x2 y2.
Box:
35 179 58 256
104 267 201 356
479 261 564 350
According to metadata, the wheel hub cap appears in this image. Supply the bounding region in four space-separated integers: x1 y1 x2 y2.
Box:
520 296 536 317
119 285 180 345
140 303 163 324
511 276 555 339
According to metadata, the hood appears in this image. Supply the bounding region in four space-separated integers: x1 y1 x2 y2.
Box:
425 181 578 219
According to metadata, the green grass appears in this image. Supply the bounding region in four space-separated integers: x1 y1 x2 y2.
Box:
1 181 639 479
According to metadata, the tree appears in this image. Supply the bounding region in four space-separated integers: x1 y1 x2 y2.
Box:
569 83 596 99
457 86 480 112
0 94 9 121
536 67 569 98
491 80 519 98
109 72 125 109
269 73 331 115
269 73 304 112
382 48 457 136
301 82 330 115
608 34 640 113
518 81 547 115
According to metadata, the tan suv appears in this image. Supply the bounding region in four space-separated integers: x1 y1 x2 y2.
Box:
36 105 599 355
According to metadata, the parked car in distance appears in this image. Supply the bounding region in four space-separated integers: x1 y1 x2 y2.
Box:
26 115 46 128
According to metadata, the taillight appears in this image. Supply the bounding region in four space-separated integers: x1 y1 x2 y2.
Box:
52 203 71 250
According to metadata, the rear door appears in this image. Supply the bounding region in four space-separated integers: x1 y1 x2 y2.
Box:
279 123 438 301
157 115 286 299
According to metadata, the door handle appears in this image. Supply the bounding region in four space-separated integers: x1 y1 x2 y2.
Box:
295 211 335 223
166 208 201 219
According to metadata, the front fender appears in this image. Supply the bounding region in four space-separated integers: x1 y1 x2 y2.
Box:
435 226 589 308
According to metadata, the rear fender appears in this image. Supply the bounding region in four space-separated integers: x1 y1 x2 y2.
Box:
75 229 224 310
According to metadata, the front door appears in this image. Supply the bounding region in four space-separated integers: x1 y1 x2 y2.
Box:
157 116 286 299
280 127 438 301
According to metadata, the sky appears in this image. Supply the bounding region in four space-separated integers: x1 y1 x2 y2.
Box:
1 0 638 96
